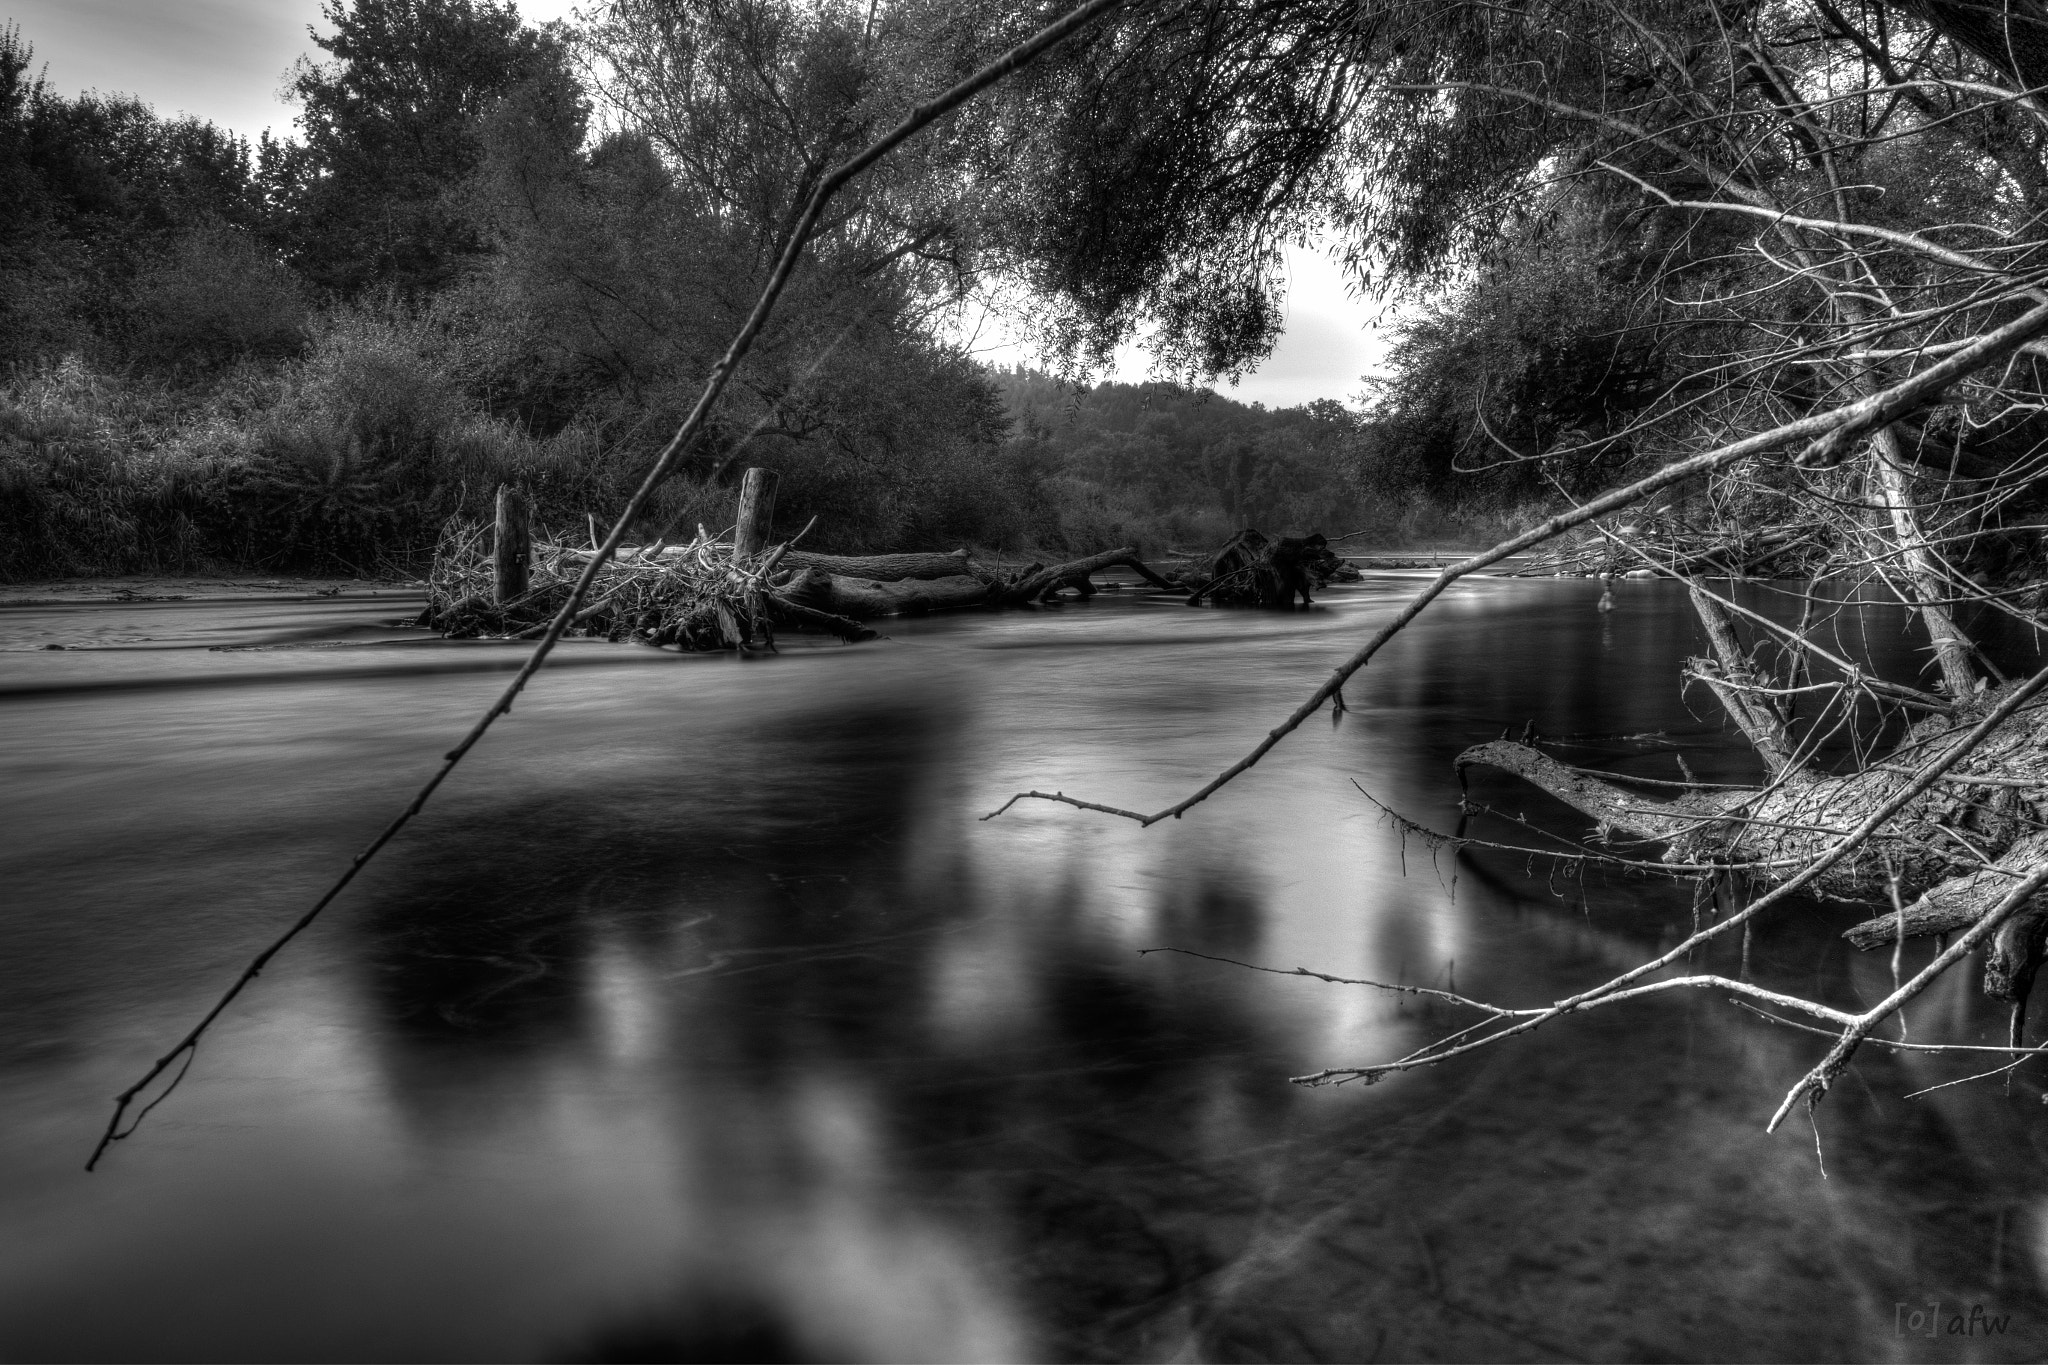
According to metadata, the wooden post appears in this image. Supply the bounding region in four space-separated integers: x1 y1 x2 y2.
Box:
733 467 779 562
493 484 530 604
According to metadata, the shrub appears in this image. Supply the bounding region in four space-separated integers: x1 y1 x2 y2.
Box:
131 224 309 367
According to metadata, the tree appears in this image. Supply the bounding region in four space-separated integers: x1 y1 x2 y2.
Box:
1359 218 1664 508
0 23 72 364
130 222 308 364
456 6 1027 550
0 24 277 366
266 0 578 297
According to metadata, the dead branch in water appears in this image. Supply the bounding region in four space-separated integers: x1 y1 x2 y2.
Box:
986 294 2048 829
1283 665 2048 1100
987 278 2048 1126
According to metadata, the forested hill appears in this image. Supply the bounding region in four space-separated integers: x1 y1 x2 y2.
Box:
991 370 1373 552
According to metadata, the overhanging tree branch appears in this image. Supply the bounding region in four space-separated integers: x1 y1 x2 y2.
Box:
986 290 2048 829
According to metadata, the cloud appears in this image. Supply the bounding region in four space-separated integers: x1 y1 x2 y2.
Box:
1146 242 1395 409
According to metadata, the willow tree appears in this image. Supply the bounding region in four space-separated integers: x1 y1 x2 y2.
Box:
988 0 2048 1126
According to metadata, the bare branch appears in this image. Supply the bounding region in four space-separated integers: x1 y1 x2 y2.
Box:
989 296 2048 828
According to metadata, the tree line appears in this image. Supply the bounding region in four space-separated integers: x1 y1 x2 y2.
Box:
19 0 2035 598
0 0 1515 583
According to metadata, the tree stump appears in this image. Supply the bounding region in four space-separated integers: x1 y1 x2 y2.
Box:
733 467 779 563
493 485 530 605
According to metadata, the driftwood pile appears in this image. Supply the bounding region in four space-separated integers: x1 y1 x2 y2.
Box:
419 482 1359 649
421 517 1189 651
420 515 862 645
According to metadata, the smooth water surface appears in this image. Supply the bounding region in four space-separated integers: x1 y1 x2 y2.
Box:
4 577 2048 1362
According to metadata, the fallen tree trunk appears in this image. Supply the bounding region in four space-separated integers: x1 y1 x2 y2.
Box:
1457 583 2048 1018
1844 832 2048 948
778 568 994 617
776 549 990 583
774 547 1178 618
1458 693 2048 904
760 596 879 644
991 547 1179 605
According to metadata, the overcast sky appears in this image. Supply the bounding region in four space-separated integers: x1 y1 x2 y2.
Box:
3 0 1389 407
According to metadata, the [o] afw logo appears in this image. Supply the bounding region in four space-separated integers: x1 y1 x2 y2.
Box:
1895 1300 2011 1338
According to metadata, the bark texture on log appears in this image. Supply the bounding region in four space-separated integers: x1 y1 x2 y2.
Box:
1845 831 2048 949
993 546 1178 603
1871 435 1979 699
780 549 989 583
1986 904 2048 1006
1454 740 1734 841
1460 686 2048 906
777 568 992 617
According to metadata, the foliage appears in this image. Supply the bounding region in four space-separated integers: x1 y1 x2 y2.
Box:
0 3 1090 580
0 24 273 369
988 367 1502 551
131 223 311 366
265 0 579 297
2 0 1615 585
1360 216 1667 506
455 3 1038 553
996 0 2048 591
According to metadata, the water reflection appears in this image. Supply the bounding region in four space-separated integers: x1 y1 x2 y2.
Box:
335 682 1319 1360
3 580 2048 1360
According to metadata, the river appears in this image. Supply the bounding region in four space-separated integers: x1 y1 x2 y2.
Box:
2 576 2045 1362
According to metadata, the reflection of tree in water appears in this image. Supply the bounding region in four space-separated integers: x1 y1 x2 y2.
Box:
562 1288 811 1365
342 691 1311 1361
350 695 950 1122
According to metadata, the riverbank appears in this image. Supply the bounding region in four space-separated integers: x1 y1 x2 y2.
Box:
0 573 425 608
0 555 1492 616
